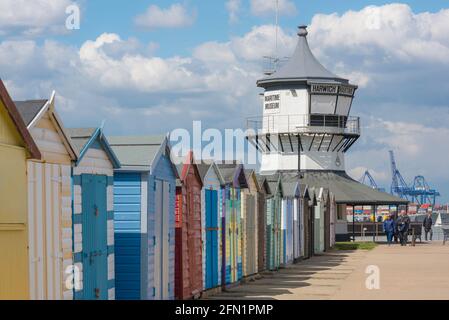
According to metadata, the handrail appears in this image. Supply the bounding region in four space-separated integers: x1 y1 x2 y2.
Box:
246 114 360 136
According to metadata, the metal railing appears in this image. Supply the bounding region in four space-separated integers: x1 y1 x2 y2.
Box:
246 114 360 136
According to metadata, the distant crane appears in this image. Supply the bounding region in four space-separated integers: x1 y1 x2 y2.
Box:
359 170 385 192
389 150 411 199
389 150 440 206
410 175 440 206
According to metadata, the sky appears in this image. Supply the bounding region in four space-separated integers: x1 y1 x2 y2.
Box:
1 0 449 203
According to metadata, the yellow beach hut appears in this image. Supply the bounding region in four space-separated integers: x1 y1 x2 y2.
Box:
0 79 41 299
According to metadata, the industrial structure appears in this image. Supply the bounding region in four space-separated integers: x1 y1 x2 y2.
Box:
389 150 440 206
359 170 385 192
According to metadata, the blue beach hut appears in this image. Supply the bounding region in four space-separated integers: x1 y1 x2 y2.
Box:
68 128 121 300
108 135 177 300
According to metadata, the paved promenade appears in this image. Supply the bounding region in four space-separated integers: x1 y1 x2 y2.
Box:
206 242 449 300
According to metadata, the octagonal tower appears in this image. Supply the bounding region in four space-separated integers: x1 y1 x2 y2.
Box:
247 26 360 174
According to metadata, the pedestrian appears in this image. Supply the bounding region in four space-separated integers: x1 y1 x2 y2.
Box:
397 211 411 246
383 215 396 246
423 211 433 241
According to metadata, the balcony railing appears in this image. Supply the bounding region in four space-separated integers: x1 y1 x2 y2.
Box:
246 114 360 136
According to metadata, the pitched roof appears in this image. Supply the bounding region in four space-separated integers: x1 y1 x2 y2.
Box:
68 127 120 168
197 163 212 181
216 163 239 184
300 171 408 205
67 128 97 154
108 135 166 171
14 100 48 126
0 79 41 159
257 26 348 88
14 93 77 160
280 174 300 198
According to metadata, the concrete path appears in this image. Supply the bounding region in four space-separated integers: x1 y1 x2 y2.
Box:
205 250 368 300
205 242 449 300
333 242 449 300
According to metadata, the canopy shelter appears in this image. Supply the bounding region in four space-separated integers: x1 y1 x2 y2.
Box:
299 171 408 206
290 171 409 242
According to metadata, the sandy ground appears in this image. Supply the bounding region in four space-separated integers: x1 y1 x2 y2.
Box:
205 241 449 300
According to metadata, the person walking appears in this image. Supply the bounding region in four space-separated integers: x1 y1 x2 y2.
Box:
383 215 396 246
423 211 433 241
397 211 411 246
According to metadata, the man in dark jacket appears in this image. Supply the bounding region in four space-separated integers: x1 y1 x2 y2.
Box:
397 211 411 246
423 211 433 241
383 215 396 245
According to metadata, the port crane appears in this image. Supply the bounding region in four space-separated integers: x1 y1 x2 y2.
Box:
359 170 385 192
389 150 440 206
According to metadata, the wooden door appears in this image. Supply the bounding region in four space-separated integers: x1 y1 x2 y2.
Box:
81 174 108 300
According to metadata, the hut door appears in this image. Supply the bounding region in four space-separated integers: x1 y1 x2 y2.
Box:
154 180 170 299
81 174 108 300
205 189 219 289
245 195 255 275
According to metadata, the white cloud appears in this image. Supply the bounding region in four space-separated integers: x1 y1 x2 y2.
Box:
134 4 196 30
226 0 242 23
309 4 449 64
250 0 297 17
0 0 74 36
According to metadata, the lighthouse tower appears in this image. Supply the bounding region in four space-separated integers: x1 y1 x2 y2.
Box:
247 26 360 175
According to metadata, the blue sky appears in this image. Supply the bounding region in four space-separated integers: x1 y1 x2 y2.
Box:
51 0 449 56
1 1 449 203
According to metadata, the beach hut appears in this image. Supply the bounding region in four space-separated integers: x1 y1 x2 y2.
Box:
329 193 337 248
241 169 259 277
297 185 310 260
108 135 177 300
68 128 120 300
216 162 248 285
197 162 224 291
265 174 283 270
255 175 271 272
175 152 203 299
313 188 329 254
303 187 317 259
0 80 40 299
15 93 78 300
280 175 301 266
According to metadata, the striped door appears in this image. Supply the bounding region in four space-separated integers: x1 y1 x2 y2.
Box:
205 189 219 289
81 174 108 300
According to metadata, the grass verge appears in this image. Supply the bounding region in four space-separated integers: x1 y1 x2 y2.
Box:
334 242 378 251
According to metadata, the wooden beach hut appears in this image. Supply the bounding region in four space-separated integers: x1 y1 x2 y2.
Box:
68 128 120 300
108 135 177 300
197 162 224 291
242 169 259 277
175 152 203 299
303 187 317 259
329 193 337 249
15 92 78 300
296 184 311 260
280 175 301 266
0 80 40 299
255 175 271 273
265 174 283 271
216 162 248 285
314 187 328 254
